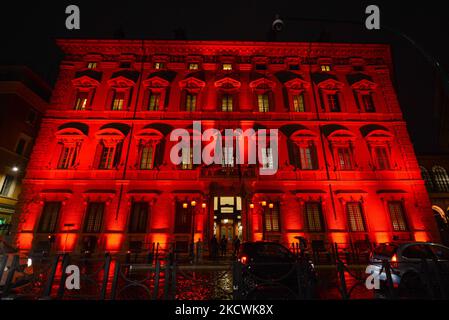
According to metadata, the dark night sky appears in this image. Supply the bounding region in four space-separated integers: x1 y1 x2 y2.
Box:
1 1 449 154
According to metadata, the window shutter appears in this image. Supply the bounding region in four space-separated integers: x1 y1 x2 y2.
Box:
154 140 165 167
93 143 103 169
113 141 123 168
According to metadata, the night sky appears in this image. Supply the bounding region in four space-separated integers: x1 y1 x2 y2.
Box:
1 1 449 154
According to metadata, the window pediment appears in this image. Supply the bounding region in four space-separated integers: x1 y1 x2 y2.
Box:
351 79 377 91
107 76 136 88
317 78 344 91
71 75 100 87
284 78 310 91
327 129 356 144
135 129 163 143
214 76 241 90
143 76 170 88
179 76 206 90
249 77 276 90
56 128 87 144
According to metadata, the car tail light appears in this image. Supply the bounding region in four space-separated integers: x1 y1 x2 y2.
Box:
240 256 248 264
391 254 397 262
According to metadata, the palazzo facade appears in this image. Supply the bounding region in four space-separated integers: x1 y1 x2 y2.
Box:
11 39 439 254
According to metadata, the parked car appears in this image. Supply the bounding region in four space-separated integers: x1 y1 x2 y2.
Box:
368 242 449 298
0 240 33 289
237 241 317 299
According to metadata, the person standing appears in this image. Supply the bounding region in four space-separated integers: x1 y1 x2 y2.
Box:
220 235 228 256
233 236 241 256
210 235 218 260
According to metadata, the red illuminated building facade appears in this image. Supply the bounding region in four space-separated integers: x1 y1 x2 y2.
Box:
11 39 440 254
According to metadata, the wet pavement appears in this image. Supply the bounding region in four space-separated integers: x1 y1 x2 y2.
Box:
10 256 375 300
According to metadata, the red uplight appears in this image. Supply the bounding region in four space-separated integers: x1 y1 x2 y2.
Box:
240 256 248 264
391 254 398 262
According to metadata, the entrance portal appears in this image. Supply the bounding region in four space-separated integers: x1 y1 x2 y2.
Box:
213 197 242 245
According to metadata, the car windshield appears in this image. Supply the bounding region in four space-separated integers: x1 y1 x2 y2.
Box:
373 244 397 257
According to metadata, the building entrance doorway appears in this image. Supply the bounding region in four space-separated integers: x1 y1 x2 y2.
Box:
213 196 242 245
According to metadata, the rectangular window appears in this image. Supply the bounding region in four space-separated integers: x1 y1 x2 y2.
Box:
255 64 267 70
321 65 331 72
74 91 89 110
293 93 305 112
148 92 161 111
346 202 366 232
305 202 324 232
57 145 79 169
38 202 61 233
181 146 193 170
120 62 131 69
257 94 270 112
87 62 97 69
16 138 27 155
84 202 105 233
337 147 353 170
112 91 125 111
0 175 15 197
289 64 300 70
140 145 154 170
388 201 408 232
188 63 199 70
261 147 274 169
374 146 390 170
129 202 149 233
222 146 234 167
174 202 192 233
362 94 375 112
154 62 165 70
264 202 280 232
221 94 233 112
299 146 315 170
185 93 197 112
222 63 232 71
99 145 116 169
328 93 340 112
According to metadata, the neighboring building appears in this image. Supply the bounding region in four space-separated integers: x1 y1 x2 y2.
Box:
11 39 439 255
416 70 449 246
0 66 50 237
418 155 449 245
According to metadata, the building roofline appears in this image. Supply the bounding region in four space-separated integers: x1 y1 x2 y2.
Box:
55 38 393 64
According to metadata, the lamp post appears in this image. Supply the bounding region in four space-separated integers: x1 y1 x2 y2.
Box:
190 200 196 262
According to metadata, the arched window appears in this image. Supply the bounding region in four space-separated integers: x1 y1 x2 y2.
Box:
420 166 434 191
432 166 449 192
